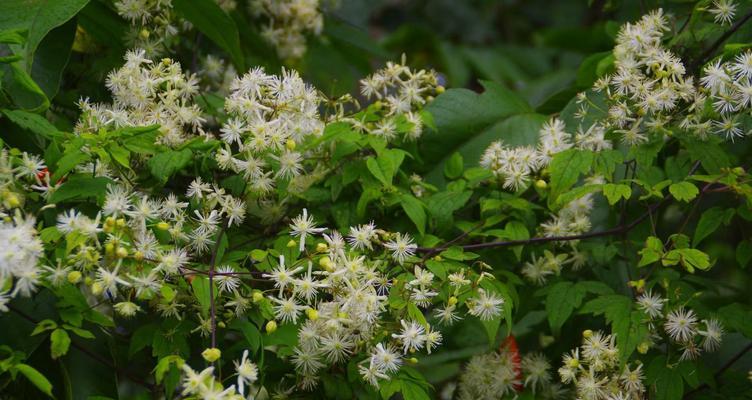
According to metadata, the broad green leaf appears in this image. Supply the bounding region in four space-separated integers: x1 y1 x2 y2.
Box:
549 149 594 203
422 81 532 181
172 0 245 71
444 152 464 179
148 148 192 183
647 356 684 400
693 207 729 247
682 137 730 174
31 17 76 99
669 182 699 202
546 281 586 335
366 157 388 186
662 248 711 273
14 364 53 397
52 148 90 181
50 328 71 359
0 0 89 69
230 319 262 355
639 236 664 267
602 183 632 205
3 62 49 112
191 276 213 316
48 176 112 204
400 194 426 236
737 240 752 268
1 109 62 139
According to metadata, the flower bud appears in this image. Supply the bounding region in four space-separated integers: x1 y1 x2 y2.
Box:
306 308 319 321
91 282 103 296
202 348 221 363
139 29 150 40
116 247 128 258
582 329 593 339
436 85 445 94
134 251 144 261
156 221 170 231
637 342 650 354
218 321 226 329
286 239 296 248
535 179 547 189
319 256 332 270
252 291 264 303
447 296 458 306
407 357 419 364
316 243 328 253
116 218 126 227
6 193 20 208
67 271 82 284
104 243 115 255
84 277 93 286
285 139 296 151
265 320 278 333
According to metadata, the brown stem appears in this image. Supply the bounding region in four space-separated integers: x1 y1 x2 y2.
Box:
683 341 752 398
691 9 752 72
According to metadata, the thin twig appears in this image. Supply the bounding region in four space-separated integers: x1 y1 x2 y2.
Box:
9 305 155 391
683 341 752 398
691 9 752 72
208 221 228 350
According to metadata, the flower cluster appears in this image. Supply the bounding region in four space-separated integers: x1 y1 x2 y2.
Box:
179 349 258 399
76 50 205 147
250 0 324 60
215 67 324 200
0 149 48 309
355 57 441 141
114 0 181 55
480 118 610 192
636 290 724 360
455 345 565 400
558 330 646 399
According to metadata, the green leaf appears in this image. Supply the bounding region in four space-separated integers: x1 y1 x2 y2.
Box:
191 276 213 316
3 62 49 112
148 148 192 183
422 81 532 181
366 157 388 186
639 236 664 267
602 183 632 205
1 109 62 139
662 248 711 273
669 182 699 202
682 137 730 174
693 207 726 247
0 0 89 69
546 281 586 335
230 319 262 355
48 176 112 204
647 356 684 400
737 240 752 269
549 149 594 203
52 148 90 181
14 364 54 397
31 16 76 99
50 328 71 359
444 152 464 179
172 0 245 71
400 194 426 236
129 324 158 358
425 190 472 229
31 319 57 336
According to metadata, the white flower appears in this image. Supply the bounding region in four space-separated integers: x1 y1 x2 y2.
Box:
158 248 190 275
391 319 426 353
95 264 131 297
698 318 724 351
103 185 131 216
383 233 417 265
710 0 736 25
271 296 304 324
347 222 377 250
664 307 698 343
289 208 325 252
215 265 240 293
468 289 504 321
180 364 214 396
235 349 258 396
262 255 303 294
291 347 324 375
636 290 666 318
370 343 402 373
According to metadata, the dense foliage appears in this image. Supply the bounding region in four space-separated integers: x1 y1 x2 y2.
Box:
1 0 752 399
